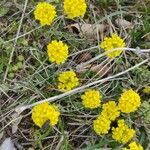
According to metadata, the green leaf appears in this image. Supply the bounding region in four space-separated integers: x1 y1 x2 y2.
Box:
0 7 9 17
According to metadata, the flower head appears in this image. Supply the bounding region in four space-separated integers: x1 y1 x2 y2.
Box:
129 141 143 150
101 101 120 121
93 115 111 135
142 86 150 95
47 40 69 64
63 0 87 19
100 34 125 58
34 2 56 26
123 141 143 150
81 89 102 109
32 102 60 128
118 89 141 113
112 119 135 144
58 70 79 92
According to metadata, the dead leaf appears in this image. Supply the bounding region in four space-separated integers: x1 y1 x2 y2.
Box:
66 23 107 40
115 18 133 29
76 64 91 73
90 64 111 76
76 52 92 64
77 63 111 77
11 113 23 134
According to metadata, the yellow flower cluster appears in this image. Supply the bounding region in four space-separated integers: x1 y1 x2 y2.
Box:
34 2 56 26
58 70 79 91
100 34 125 58
143 86 150 95
129 141 143 150
32 102 60 128
93 115 111 134
93 90 141 141
118 89 141 113
123 141 143 150
32 1 143 147
112 119 135 144
93 101 120 135
63 0 87 19
101 101 120 121
81 89 102 109
47 40 69 64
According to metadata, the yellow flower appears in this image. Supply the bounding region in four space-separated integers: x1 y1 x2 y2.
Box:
81 89 102 109
93 115 111 135
118 89 141 113
142 86 150 95
47 104 60 126
63 0 87 19
112 119 135 144
100 34 125 58
32 102 60 128
123 141 143 150
47 40 69 64
101 101 120 121
129 141 143 150
58 70 79 92
34 2 56 26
